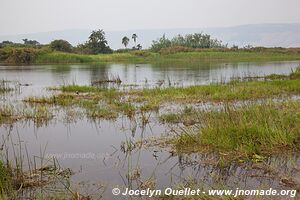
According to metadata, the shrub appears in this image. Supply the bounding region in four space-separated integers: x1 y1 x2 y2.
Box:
50 40 72 52
5 48 39 64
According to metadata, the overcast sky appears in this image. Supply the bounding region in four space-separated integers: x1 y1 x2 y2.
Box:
1 0 300 36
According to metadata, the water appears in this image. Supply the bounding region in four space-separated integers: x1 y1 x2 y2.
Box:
1 61 300 199
0 61 299 99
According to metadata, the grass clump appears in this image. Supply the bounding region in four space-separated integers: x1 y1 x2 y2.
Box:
159 113 180 123
86 106 118 120
290 66 300 79
174 101 300 162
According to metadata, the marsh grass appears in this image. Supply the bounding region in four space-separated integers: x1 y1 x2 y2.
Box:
160 106 197 124
173 101 300 163
0 160 15 199
130 79 300 104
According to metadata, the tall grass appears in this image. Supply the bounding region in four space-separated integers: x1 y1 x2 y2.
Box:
17 50 300 64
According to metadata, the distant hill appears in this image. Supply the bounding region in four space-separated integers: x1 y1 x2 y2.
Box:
1 23 300 49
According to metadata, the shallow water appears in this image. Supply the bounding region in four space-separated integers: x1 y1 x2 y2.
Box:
1 61 300 199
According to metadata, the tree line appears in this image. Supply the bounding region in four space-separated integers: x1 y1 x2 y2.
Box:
0 29 229 54
0 30 143 54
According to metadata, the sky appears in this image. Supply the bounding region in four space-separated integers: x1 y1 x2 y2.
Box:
0 0 300 36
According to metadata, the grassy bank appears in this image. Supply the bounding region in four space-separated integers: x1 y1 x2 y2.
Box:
2 46 300 65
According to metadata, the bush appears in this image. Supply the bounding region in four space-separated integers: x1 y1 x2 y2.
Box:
0 48 11 61
50 40 72 52
5 48 39 64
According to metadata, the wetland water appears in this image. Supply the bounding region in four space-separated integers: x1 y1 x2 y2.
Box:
1 61 300 199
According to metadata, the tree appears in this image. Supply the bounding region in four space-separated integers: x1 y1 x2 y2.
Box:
132 33 138 47
122 36 130 48
85 29 112 54
22 39 39 46
50 39 72 52
136 44 142 50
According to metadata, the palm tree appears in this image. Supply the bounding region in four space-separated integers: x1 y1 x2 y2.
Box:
132 33 138 47
122 36 130 48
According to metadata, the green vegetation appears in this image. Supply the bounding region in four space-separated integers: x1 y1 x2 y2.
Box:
151 33 225 52
173 101 300 163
